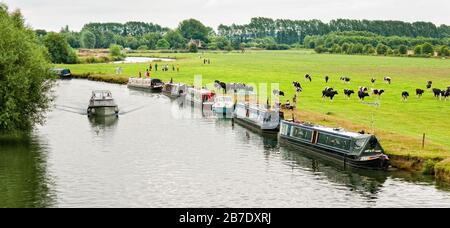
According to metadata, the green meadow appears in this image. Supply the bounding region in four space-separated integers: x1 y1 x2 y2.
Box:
60 50 450 158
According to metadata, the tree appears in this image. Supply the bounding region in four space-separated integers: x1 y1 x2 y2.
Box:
399 45 408 55
363 44 375 54
376 43 388 55
43 32 78 64
0 5 55 134
142 32 162 50
414 45 422 55
109 44 125 61
156 39 170 49
421 42 434 55
438 46 449 56
178 19 209 42
208 36 231 50
349 43 364 54
164 30 186 49
81 30 96 48
331 44 342 53
341 43 350 54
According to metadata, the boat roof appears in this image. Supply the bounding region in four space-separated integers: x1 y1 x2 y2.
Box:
283 120 371 139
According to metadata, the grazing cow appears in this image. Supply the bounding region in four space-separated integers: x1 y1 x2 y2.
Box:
358 91 370 100
325 76 329 83
426 81 433 90
343 89 355 99
293 81 302 93
371 78 376 85
273 90 285 97
359 86 369 92
322 87 338 100
305 74 312 82
358 87 369 100
384 77 392 84
340 76 351 83
416 89 425 98
372 89 385 97
432 88 442 98
440 89 450 100
402 91 410 101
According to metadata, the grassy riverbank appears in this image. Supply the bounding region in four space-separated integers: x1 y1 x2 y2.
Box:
60 50 450 177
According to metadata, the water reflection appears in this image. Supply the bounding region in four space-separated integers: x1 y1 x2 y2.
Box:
0 137 55 208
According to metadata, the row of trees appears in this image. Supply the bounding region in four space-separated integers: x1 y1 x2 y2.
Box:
218 18 450 46
307 31 450 56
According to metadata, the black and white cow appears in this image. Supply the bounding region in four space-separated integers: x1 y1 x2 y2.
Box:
325 76 329 83
322 87 338 100
273 89 285 97
384 76 392 84
372 89 385 98
416 89 425 98
358 87 369 100
432 88 442 98
402 91 410 101
426 81 433 90
340 76 351 83
371 78 376 85
305 74 312 82
343 89 355 99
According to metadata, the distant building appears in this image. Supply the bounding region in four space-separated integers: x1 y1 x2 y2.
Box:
188 39 204 49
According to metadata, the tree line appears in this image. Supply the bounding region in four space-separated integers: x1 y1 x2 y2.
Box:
218 18 450 46
304 31 450 56
35 17 450 64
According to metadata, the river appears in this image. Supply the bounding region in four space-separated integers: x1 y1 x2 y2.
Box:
1 79 450 208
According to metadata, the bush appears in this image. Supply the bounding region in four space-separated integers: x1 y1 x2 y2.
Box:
188 43 198 53
109 44 125 61
314 45 327 53
399 45 408 55
376 43 389 55
137 45 148 50
422 160 438 175
341 43 350 54
438 46 449 56
363 44 375 54
331 44 342 53
421 42 434 55
414 45 422 55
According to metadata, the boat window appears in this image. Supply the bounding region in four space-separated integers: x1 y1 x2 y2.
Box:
292 127 312 140
318 134 350 151
353 138 366 151
281 123 289 135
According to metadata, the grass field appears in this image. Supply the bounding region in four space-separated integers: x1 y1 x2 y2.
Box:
59 50 450 163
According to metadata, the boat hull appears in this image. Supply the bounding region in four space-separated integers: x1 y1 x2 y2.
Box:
232 116 279 134
280 135 389 170
87 106 119 117
213 106 234 115
127 84 163 93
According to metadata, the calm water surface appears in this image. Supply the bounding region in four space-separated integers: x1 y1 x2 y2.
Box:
1 79 450 208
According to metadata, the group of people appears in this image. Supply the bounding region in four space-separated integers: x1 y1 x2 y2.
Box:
137 63 180 78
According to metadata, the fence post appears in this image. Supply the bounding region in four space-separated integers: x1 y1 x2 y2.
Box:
422 133 426 149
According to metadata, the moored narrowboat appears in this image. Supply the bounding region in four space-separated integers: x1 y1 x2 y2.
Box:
212 95 234 115
232 103 281 133
127 78 164 92
279 120 389 170
51 68 72 79
185 87 215 110
162 82 187 99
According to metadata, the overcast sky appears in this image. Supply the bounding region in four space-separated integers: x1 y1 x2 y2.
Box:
3 0 450 31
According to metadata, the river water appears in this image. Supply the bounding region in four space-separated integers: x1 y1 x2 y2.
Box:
1 79 450 208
